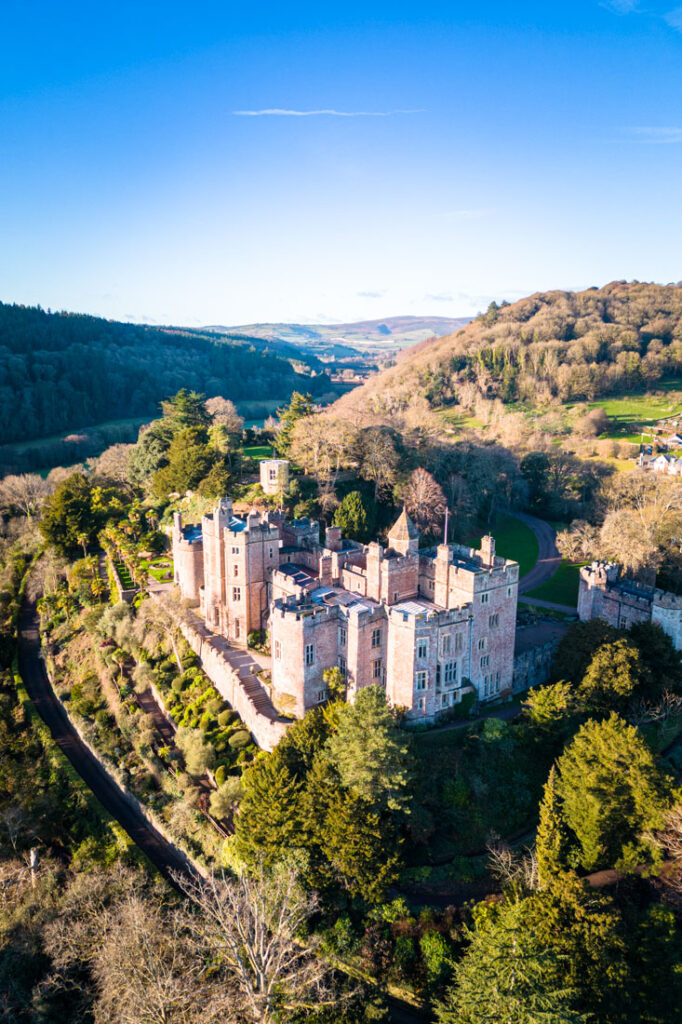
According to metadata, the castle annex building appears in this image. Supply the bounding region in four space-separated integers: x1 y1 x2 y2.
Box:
173 499 519 723
578 561 682 650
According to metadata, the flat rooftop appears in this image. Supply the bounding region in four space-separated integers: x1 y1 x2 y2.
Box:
277 563 318 587
181 524 203 543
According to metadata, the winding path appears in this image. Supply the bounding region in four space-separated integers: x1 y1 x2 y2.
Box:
17 594 191 886
509 511 577 614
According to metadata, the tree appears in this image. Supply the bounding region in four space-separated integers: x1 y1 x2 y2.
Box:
273 392 315 457
578 638 643 713
176 864 336 1024
161 388 211 429
40 473 101 555
321 788 402 904
234 755 304 868
176 727 216 776
435 897 588 1024
0 473 50 517
89 444 136 489
205 396 244 436
359 428 399 500
326 685 412 814
404 468 446 536
554 713 671 871
333 491 370 542
209 777 243 820
536 766 569 886
552 620 619 684
523 680 579 737
152 427 216 500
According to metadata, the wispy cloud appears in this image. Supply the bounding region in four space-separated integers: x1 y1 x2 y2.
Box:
232 108 423 117
424 292 455 303
625 126 682 143
602 0 639 13
664 6 682 31
357 290 386 298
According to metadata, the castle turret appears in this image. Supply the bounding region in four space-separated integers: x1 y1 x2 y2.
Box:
388 509 419 557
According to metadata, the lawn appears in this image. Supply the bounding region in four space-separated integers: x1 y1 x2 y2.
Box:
468 513 539 579
586 385 682 442
146 558 174 583
242 444 274 460
525 559 585 607
114 561 135 591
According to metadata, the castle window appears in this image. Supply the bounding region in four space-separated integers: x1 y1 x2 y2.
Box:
481 592 489 604
436 663 441 685
232 586 241 602
444 661 457 684
274 640 281 659
483 676 489 696
489 613 499 628
339 655 346 676
442 692 450 707
305 644 315 667
480 654 490 668
441 633 451 656
339 626 347 646
234 619 241 638
478 637 487 651
232 546 240 554
417 638 428 659
495 672 500 693
371 627 382 648
233 564 239 576
269 547 273 557
429 580 434 590
316 689 327 703
372 658 383 679
455 633 463 652
415 670 427 691
507 587 512 597
417 697 426 712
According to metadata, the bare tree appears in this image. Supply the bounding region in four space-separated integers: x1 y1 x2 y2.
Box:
404 467 447 535
486 839 539 893
175 864 340 1024
205 396 244 437
359 427 399 500
88 444 136 489
0 473 51 517
135 592 191 671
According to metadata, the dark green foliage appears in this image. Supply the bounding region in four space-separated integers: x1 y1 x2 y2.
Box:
552 619 620 684
553 714 672 872
0 302 326 446
579 639 643 713
40 473 123 555
273 392 315 456
333 490 371 542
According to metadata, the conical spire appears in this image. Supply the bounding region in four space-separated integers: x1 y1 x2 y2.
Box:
388 507 419 556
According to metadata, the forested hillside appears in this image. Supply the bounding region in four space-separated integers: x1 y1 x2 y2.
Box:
333 281 682 416
0 303 329 444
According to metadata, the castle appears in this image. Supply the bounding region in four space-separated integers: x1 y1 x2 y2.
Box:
173 498 519 722
578 561 682 650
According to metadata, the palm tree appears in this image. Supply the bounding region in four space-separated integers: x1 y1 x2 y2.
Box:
77 532 89 559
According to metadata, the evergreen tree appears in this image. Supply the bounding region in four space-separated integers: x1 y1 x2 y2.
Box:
321 789 402 904
554 713 671 872
151 426 215 499
333 491 370 542
536 766 569 886
234 755 304 868
160 388 211 428
326 685 413 814
273 392 315 457
579 639 642 713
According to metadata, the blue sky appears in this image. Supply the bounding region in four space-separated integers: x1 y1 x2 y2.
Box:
1 1 682 326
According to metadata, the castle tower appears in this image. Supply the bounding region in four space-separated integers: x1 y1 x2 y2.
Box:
388 509 419 557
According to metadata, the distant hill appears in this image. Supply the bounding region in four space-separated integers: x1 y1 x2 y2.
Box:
204 316 471 359
0 303 330 445
331 282 682 417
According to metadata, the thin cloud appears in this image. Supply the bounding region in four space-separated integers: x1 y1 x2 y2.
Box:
232 108 423 117
664 6 682 30
625 126 682 143
424 292 455 303
602 0 639 12
357 290 386 299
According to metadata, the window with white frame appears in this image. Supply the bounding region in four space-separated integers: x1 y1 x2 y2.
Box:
339 655 346 676
444 661 457 684
415 670 427 691
371 627 382 648
417 638 428 659
274 640 281 659
442 692 450 706
305 644 315 666
316 689 327 703
372 658 382 679
232 586 241 602
441 633 451 656
480 654 490 668
339 626 347 646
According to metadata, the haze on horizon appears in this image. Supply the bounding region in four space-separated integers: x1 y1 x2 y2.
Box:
2 0 682 328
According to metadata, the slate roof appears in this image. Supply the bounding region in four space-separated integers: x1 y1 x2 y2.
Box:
388 508 419 542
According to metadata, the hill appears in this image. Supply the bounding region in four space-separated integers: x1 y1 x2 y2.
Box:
0 303 331 445
331 281 682 417
204 315 471 359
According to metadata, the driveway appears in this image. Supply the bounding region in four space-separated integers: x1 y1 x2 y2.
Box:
510 511 562 594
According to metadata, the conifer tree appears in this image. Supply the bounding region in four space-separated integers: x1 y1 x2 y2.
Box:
321 789 402 904
234 754 304 868
536 765 568 887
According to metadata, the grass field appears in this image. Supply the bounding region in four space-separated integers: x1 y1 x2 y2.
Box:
586 385 682 442
526 559 584 607
469 513 539 579
242 444 274 460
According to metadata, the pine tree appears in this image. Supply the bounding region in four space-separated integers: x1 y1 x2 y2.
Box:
321 789 402 904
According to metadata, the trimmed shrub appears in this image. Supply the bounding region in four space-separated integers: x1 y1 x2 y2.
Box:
228 729 252 751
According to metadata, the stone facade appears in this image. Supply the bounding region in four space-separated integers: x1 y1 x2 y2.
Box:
578 561 682 650
259 459 290 495
173 498 520 724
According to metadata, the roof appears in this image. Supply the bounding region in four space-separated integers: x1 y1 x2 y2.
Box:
388 508 419 542
277 563 318 587
181 524 203 544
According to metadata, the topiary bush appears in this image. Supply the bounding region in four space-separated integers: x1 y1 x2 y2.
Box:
228 729 252 751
